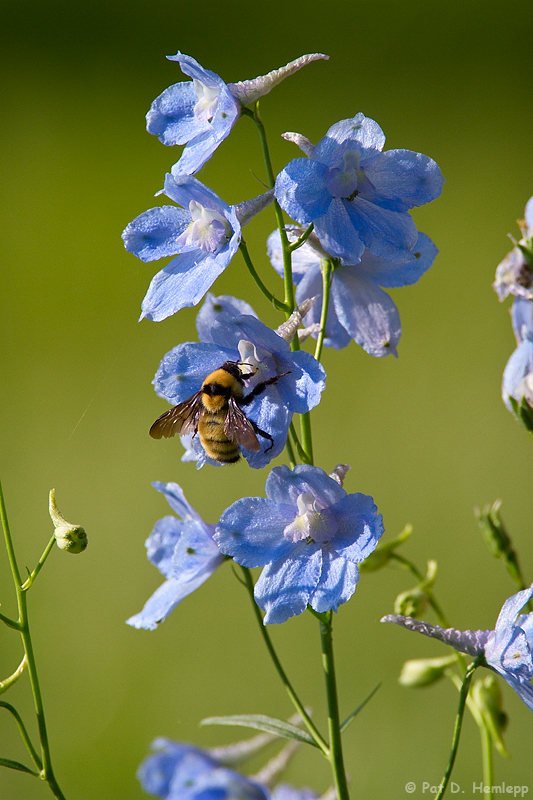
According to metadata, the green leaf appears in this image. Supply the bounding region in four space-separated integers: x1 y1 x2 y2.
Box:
0 756 39 776
340 683 381 733
200 714 317 746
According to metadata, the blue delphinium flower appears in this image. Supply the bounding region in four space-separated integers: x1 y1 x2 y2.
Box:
502 298 533 411
126 482 224 630
138 738 269 800
146 52 328 176
493 195 533 302
382 585 533 712
152 304 326 469
275 114 444 266
122 171 273 321
267 227 438 355
215 464 383 624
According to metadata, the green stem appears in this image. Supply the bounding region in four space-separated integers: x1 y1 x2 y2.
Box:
285 435 297 470
318 612 350 800
241 567 329 755
239 240 288 312
434 659 480 800
289 422 312 465
0 483 66 800
288 223 314 252
22 535 56 591
390 553 451 627
0 701 42 770
480 717 493 790
314 258 333 362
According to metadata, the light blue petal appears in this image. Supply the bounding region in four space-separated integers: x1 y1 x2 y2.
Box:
310 544 359 613
356 232 438 288
122 206 191 262
144 516 185 578
126 568 217 630
502 339 533 408
196 293 257 342
254 542 323 625
499 674 533 712
511 297 533 343
365 149 445 213
241 394 292 469
494 586 533 632
146 81 205 145
140 248 233 322
138 740 206 798
152 480 203 522
164 173 234 219
167 52 226 87
265 464 346 508
314 198 365 264
275 158 331 223
312 114 385 164
330 493 384 563
171 521 222 581
153 341 233 403
274 350 326 413
345 196 418 263
209 313 290 356
331 270 401 357
215 498 295 567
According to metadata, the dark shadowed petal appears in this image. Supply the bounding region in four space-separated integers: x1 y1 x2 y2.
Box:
332 269 401 357
345 196 418 262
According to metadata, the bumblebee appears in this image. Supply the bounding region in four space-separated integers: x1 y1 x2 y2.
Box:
149 361 288 464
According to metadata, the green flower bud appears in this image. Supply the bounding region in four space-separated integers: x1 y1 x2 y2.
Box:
474 499 511 558
393 560 437 617
360 524 413 573
49 489 87 554
393 587 428 618
471 675 509 758
398 655 457 688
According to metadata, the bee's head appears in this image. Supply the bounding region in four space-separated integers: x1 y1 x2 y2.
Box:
221 360 257 384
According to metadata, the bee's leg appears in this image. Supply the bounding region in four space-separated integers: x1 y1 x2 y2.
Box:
249 420 275 453
239 371 291 406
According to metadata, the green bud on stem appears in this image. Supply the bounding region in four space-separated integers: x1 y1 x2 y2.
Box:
49 489 87 554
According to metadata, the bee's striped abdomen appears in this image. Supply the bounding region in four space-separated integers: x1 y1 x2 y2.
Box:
198 409 240 464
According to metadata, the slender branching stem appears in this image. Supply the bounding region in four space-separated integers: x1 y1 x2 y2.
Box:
241 567 329 755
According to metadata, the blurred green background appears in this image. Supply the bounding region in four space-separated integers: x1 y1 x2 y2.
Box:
2 0 533 797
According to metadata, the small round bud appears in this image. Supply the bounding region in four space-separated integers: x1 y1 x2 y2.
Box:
398 655 456 688
49 489 88 554
393 588 428 618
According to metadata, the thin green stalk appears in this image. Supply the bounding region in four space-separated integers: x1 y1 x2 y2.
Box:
289 422 312 465
318 612 350 800
241 567 329 755
0 483 66 800
285 434 297 470
22 535 56 591
0 701 42 770
434 659 480 800
480 717 493 790
390 553 451 628
314 258 333 362
239 240 288 312
288 224 314 252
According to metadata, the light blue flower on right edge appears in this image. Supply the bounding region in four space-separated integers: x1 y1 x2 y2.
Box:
502 297 533 411
382 585 533 712
267 227 438 355
275 114 444 266
215 464 383 625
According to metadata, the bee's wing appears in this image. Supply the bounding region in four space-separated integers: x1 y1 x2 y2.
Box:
149 392 203 440
225 397 261 452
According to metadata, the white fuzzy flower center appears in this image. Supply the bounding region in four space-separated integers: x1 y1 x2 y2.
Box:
283 492 338 544
326 148 374 200
177 201 231 253
193 80 220 123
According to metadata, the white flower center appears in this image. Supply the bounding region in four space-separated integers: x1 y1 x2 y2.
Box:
176 201 231 253
283 492 338 544
517 372 533 407
193 79 220 123
326 148 374 200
